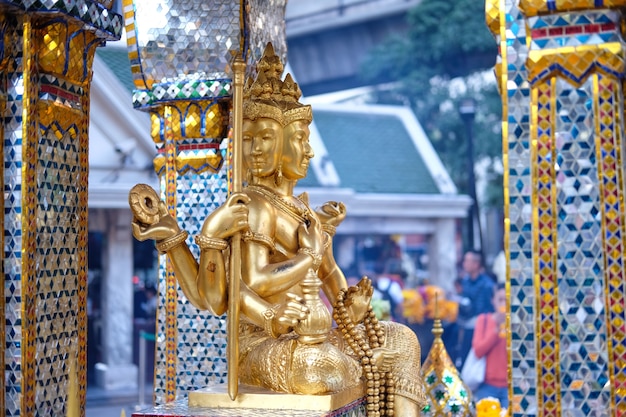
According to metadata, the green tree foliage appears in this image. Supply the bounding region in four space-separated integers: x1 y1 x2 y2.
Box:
359 0 503 208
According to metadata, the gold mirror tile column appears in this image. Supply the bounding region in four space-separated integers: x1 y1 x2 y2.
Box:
0 2 122 416
123 0 288 404
488 1 626 416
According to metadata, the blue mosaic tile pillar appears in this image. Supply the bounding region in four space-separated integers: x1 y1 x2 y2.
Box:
0 1 122 416
486 1 626 416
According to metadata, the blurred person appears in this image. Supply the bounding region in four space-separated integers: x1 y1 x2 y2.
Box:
456 250 495 368
471 283 508 408
133 282 147 319
372 262 405 322
443 278 465 362
141 285 158 318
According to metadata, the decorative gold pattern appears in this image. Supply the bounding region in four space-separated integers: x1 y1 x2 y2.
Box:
21 16 38 415
594 73 626 414
157 230 190 254
494 2 625 416
527 43 624 87
531 77 561 417
163 105 179 403
484 0 502 41
247 184 311 225
195 235 229 251
486 0 513 411
298 248 323 270
520 0 626 16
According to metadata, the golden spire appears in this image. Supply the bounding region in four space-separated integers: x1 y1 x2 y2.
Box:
420 296 476 417
242 43 312 125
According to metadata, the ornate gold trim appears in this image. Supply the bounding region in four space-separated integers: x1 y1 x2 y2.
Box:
195 235 228 251
594 73 626 414
531 78 561 417
297 247 322 270
21 16 38 414
163 105 179 402
527 43 625 87
157 230 189 254
519 0 626 16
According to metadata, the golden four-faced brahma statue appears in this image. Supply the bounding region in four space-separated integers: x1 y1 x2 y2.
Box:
129 44 425 417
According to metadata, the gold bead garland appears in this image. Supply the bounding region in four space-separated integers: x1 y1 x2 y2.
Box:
333 288 395 417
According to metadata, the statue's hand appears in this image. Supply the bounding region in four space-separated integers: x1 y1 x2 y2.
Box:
272 293 310 336
344 277 374 324
131 200 180 242
201 192 250 239
297 214 324 255
315 201 346 227
371 347 395 373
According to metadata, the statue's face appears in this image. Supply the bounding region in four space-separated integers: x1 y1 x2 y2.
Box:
243 117 283 179
282 121 313 181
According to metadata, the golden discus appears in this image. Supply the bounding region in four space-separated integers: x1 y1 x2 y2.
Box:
129 184 161 225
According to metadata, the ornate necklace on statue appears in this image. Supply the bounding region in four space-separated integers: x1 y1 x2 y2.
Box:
247 185 311 226
334 289 394 417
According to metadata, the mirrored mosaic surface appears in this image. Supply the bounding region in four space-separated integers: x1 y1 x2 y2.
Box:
2 9 104 414
491 2 626 416
154 152 229 404
124 0 287 108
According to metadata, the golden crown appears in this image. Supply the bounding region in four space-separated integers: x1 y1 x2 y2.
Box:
243 43 312 126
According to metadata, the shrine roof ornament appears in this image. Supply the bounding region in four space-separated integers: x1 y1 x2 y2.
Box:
2 0 123 39
122 0 288 109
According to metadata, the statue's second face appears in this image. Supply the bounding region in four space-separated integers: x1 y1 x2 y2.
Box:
282 121 313 181
243 117 283 179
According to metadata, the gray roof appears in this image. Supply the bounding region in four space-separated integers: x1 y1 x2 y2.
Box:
96 48 135 92
95 47 454 197
304 109 440 194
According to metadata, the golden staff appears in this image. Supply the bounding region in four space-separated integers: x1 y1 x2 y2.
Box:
228 56 246 400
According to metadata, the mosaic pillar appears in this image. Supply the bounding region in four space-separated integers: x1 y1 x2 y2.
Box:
486 1 626 416
0 1 122 416
122 0 288 404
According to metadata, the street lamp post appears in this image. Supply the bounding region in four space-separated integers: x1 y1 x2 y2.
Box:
459 98 484 256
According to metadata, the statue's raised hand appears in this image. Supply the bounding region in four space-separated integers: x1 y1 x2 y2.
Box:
297 212 324 255
344 277 374 324
372 347 395 373
200 192 250 239
130 184 180 241
315 201 346 227
271 293 310 336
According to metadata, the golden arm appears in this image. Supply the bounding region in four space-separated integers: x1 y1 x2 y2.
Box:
242 240 319 298
163 242 306 336
318 232 347 307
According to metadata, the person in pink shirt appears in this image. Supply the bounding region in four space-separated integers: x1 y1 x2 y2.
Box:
471 283 508 408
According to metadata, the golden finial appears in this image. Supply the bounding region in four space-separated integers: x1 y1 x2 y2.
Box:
432 294 443 338
420 295 476 416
